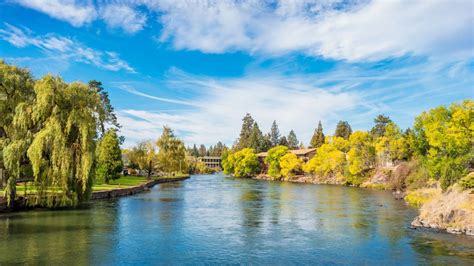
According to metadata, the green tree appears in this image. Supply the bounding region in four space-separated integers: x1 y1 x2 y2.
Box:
280 153 303 178
249 122 265 152
334 120 352 139
370 115 392 138
347 131 376 184
310 121 325 148
156 126 187 175
279 136 289 147
287 130 299 149
0 61 35 205
269 120 280 147
265 145 289 178
198 144 206 157
128 141 157 178
303 141 346 177
26 76 101 207
222 148 260 177
88 80 120 135
235 113 255 150
374 122 408 165
95 129 123 184
190 144 199 157
413 100 473 190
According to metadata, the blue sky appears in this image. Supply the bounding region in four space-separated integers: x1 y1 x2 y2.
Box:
0 0 473 147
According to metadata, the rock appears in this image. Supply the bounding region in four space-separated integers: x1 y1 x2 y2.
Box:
410 187 474 235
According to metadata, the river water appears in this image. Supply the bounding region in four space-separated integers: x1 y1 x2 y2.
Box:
0 174 473 265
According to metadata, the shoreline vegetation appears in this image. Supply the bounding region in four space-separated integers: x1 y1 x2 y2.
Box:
221 100 473 235
0 61 191 210
0 175 190 212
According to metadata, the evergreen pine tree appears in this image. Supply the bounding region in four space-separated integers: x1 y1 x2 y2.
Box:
269 120 280 147
310 120 325 148
287 130 299 149
334 120 352 139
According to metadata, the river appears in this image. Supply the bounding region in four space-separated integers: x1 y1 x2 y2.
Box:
0 174 473 264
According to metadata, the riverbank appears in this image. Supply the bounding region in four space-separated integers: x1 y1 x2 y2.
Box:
0 175 190 212
252 172 474 236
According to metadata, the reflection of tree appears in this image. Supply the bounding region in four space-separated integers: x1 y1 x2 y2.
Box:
0 202 118 264
408 232 474 264
238 180 266 247
346 188 375 239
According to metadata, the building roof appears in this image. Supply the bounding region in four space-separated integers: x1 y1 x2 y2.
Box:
200 156 221 159
257 148 316 157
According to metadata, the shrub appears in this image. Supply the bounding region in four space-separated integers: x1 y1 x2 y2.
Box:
459 172 474 190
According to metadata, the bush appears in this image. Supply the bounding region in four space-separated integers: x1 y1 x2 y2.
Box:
459 172 474 190
265 146 289 178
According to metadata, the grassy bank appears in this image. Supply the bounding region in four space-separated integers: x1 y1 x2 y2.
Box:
0 175 189 195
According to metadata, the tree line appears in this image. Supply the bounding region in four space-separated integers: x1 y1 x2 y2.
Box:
0 61 124 207
222 100 473 191
123 126 188 177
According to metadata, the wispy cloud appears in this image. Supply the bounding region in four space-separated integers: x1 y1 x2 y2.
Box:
117 59 473 147
15 0 97 27
100 4 147 33
0 23 135 72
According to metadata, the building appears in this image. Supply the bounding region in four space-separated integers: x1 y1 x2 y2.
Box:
257 148 317 173
199 156 222 169
257 148 317 163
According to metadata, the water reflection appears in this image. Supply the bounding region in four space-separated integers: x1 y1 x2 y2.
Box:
0 174 473 264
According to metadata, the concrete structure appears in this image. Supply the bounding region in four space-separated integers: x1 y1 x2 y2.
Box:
199 156 222 169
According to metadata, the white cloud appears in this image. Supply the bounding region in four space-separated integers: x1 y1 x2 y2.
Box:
0 23 135 72
155 0 473 61
116 58 473 147
15 0 97 27
101 4 147 33
116 71 359 147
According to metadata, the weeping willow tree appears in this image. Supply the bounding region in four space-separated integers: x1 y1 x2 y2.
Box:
24 76 101 207
0 61 35 205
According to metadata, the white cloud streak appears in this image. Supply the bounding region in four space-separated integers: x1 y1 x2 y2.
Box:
155 0 473 61
0 23 135 72
15 0 97 27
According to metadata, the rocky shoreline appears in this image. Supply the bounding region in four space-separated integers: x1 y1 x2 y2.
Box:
252 174 474 236
0 176 190 212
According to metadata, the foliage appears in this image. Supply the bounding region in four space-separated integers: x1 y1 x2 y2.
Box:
287 130 299 149
459 172 474 190
412 100 473 190
404 188 441 208
248 122 265 152
95 129 123 184
370 115 392 138
235 113 255 150
374 122 408 164
222 148 260 177
310 121 325 148
270 120 280 147
280 153 303 178
265 146 289 178
303 142 345 176
0 61 35 205
156 126 187 174
88 80 120 135
347 131 376 178
279 136 289 147
334 121 352 139
26 76 100 207
127 141 157 177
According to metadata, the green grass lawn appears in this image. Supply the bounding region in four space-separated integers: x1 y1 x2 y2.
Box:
0 174 189 194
